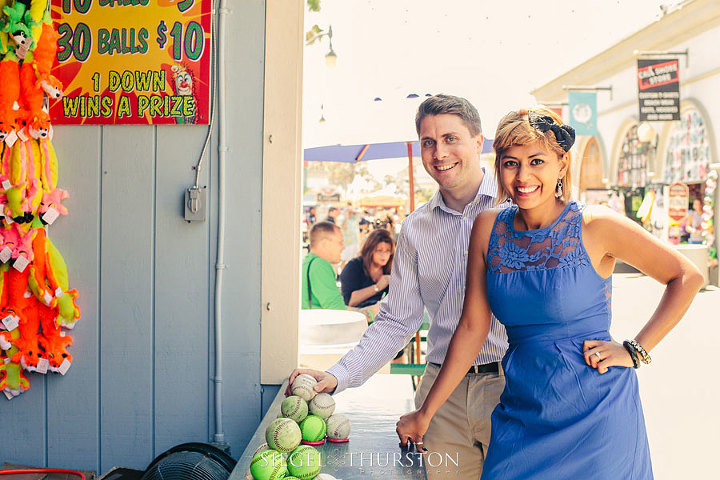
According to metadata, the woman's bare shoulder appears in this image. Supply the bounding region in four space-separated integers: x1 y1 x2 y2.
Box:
582 204 629 230
476 207 506 226
472 207 508 241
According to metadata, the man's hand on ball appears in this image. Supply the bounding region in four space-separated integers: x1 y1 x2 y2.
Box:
286 368 338 396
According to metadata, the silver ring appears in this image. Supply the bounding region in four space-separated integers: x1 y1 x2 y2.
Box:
416 441 424 445
594 352 601 358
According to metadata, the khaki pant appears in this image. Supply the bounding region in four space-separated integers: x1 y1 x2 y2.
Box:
414 363 505 480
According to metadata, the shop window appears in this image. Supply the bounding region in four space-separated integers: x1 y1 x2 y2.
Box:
665 110 710 184
617 125 652 188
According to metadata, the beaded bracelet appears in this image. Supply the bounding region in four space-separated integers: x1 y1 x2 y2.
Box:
628 339 651 365
622 341 640 369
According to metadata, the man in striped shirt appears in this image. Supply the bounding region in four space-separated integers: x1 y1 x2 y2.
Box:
289 94 508 478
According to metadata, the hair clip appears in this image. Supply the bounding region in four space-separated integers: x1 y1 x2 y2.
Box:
528 113 576 152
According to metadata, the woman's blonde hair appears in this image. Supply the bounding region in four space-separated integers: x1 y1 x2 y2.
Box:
492 106 573 204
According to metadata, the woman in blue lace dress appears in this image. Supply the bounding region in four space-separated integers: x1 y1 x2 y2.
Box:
396 107 703 479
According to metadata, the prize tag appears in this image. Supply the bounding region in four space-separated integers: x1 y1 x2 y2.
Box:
0 247 12 263
13 255 29 272
5 130 18 147
5 215 13 224
42 207 60 225
55 287 63 297
58 358 71 375
1 179 10 190
36 358 49 374
2 314 19 331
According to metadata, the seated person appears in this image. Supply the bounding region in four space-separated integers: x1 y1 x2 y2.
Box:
341 228 405 362
340 229 394 308
302 222 380 318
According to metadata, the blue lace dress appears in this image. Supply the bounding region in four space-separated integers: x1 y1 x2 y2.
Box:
481 202 653 479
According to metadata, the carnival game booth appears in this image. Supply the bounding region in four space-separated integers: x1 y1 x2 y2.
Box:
0 0 311 475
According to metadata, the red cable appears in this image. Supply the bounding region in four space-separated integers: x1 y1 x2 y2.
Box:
0 468 86 480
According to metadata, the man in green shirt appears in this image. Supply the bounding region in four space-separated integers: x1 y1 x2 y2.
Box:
302 222 381 321
302 221 348 310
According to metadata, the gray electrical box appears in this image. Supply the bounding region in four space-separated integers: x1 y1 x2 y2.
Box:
184 186 206 222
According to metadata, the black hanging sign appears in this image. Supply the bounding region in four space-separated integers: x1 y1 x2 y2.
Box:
637 58 680 121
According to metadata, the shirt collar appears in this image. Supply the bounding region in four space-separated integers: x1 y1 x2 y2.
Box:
428 167 498 213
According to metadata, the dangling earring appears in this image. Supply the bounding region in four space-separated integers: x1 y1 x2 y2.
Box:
555 179 563 198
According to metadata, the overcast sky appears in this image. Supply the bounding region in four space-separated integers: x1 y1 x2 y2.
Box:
303 0 675 149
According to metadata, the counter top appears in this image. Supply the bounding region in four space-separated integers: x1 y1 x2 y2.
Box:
232 374 425 479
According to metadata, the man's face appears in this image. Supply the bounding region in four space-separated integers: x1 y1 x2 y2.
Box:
419 114 484 194
324 229 345 264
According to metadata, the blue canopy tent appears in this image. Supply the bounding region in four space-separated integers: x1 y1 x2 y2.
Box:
304 138 494 210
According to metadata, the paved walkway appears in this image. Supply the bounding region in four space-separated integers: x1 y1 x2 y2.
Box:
610 273 719 479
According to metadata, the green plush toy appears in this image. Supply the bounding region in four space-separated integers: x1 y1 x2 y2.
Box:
0 347 30 397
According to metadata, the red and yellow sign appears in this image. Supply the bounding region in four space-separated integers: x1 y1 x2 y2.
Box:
49 0 211 125
668 182 689 223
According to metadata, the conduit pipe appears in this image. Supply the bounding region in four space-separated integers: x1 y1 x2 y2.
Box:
212 0 229 447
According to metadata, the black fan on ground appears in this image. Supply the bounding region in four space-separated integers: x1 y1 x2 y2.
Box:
141 443 236 480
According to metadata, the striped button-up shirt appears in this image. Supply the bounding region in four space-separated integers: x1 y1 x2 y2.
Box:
327 169 509 393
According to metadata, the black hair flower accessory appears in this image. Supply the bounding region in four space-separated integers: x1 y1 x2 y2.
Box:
528 113 576 152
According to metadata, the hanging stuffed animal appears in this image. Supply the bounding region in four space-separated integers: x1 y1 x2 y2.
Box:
0 1 79 398
0 349 31 397
2 0 46 60
0 50 21 144
2 0 33 59
31 10 61 101
0 0 11 56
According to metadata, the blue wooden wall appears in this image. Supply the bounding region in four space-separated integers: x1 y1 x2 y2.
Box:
0 0 268 473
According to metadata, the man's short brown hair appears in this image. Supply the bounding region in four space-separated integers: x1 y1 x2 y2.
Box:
415 94 482 137
309 221 340 247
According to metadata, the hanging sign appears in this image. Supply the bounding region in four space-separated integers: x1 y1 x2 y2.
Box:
568 91 597 137
667 182 689 222
637 58 680 122
49 0 212 125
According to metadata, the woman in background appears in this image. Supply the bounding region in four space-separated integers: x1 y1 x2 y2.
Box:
340 228 394 308
685 198 704 244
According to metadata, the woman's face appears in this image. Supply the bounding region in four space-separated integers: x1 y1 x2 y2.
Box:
693 200 702 213
499 140 567 211
372 241 393 267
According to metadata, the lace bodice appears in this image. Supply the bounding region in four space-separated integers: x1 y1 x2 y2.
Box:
485 202 612 341
487 202 590 274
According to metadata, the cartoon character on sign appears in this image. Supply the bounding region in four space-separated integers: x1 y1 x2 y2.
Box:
171 64 196 124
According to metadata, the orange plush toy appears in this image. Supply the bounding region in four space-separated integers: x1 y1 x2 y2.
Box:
0 5 80 398
0 2 78 399
32 13 62 101
0 51 21 144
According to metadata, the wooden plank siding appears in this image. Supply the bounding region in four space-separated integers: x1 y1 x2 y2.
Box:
0 0 271 472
